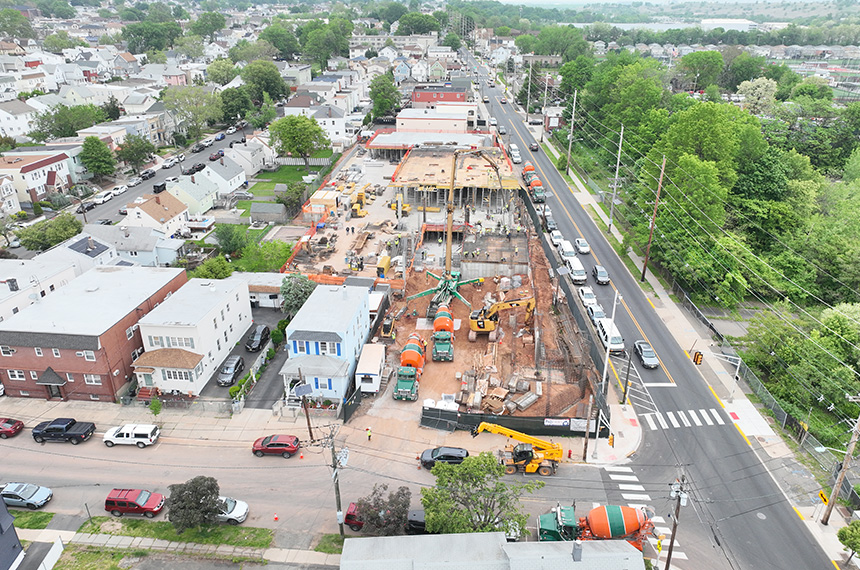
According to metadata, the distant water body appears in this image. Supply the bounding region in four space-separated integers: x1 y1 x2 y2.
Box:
561 22 698 32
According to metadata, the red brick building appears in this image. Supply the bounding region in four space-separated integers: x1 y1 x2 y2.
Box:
411 85 468 108
0 266 187 402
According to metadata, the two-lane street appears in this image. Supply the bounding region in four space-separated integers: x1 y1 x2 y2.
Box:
467 51 833 569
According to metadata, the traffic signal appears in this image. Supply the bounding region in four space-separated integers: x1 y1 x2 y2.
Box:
693 351 703 365
608 434 615 448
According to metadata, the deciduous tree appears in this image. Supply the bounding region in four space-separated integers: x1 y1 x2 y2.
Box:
370 73 399 118
207 59 238 86
259 23 299 59
838 519 860 566
355 484 411 536
240 60 287 104
190 11 225 42
441 32 461 51
421 452 542 536
0 8 35 37
29 104 105 141
280 273 317 317
163 86 223 142
220 87 254 124
174 35 205 60
268 115 330 170
396 12 440 35
190 256 233 279
229 39 279 64
167 476 223 534
677 50 723 90
43 30 85 52
737 77 777 115
115 134 156 173
16 213 82 251
246 92 277 129
275 181 307 212
80 136 115 179
214 224 248 255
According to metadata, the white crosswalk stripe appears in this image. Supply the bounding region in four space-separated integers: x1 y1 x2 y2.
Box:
621 493 652 501
641 408 728 431
603 466 634 473
619 484 645 491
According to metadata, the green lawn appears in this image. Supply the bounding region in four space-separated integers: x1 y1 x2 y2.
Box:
54 546 128 570
10 509 54 529
78 516 273 549
249 182 276 195
256 166 308 184
315 533 344 554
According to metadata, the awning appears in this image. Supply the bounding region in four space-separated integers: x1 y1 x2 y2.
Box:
36 367 66 386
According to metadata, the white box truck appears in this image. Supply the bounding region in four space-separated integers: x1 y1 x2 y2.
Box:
356 343 386 395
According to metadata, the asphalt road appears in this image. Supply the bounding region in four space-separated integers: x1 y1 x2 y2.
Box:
74 129 250 227
467 52 833 569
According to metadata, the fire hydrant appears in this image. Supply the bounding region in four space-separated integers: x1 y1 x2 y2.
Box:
567 449 572 459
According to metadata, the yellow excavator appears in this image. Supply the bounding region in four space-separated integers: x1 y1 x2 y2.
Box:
471 422 562 476
468 296 535 342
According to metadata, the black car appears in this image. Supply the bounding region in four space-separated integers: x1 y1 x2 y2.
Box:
140 169 156 180
76 201 96 213
592 265 610 285
405 510 429 534
245 325 270 352
192 163 206 173
181 167 195 175
96 219 113 225
420 446 469 469
152 182 167 194
217 355 245 387
191 143 205 153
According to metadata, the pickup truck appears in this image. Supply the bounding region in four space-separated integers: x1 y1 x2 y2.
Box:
32 418 96 444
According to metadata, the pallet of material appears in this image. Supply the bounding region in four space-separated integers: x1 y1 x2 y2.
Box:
514 392 539 411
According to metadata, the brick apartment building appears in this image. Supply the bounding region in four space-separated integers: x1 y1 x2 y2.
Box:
411 85 468 108
0 266 187 402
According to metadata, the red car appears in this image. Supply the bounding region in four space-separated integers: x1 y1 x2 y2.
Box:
252 434 300 458
105 488 165 518
0 418 23 439
209 150 224 161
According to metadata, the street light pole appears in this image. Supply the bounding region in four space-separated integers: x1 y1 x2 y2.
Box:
601 290 621 396
565 89 577 178
821 395 860 525
641 155 666 282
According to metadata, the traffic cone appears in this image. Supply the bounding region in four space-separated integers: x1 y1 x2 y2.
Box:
274 513 279 521
300 451 304 459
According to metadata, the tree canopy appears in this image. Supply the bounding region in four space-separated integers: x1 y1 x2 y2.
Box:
268 115 330 169
370 73 399 118
29 104 106 142
207 59 238 86
80 136 115 179
163 86 223 142
280 273 317 317
115 134 156 174
355 484 411 536
240 60 287 104
15 213 82 251
167 476 223 534
190 11 225 42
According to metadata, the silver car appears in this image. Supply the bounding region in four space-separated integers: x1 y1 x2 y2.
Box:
1 482 53 510
217 496 249 525
634 341 660 369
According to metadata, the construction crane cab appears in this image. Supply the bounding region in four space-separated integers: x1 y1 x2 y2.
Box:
471 422 562 476
468 297 535 342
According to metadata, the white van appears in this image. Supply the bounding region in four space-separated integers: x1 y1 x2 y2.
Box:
596 318 625 354
558 240 576 261
565 257 587 284
510 143 520 155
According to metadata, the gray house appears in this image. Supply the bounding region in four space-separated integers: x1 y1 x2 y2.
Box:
0 501 24 570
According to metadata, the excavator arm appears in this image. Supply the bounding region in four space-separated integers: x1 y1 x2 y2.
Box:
471 422 563 459
484 297 536 322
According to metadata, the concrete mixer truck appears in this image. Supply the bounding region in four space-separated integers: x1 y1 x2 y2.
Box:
431 304 454 362
537 503 655 551
393 333 426 401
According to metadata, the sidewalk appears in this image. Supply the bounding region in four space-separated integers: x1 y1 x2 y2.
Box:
14 528 340 568
536 125 854 565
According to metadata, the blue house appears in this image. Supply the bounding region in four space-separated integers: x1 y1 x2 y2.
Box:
0 501 24 570
280 285 370 401
393 60 411 84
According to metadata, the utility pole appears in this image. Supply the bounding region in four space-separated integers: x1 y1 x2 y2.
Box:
525 54 533 123
582 395 593 462
298 368 314 443
665 475 687 570
641 155 666 282
607 124 624 234
328 427 349 538
565 90 577 178
621 348 633 404
821 395 860 525
600 290 621 396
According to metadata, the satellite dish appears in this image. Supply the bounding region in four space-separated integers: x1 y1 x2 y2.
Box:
294 383 313 397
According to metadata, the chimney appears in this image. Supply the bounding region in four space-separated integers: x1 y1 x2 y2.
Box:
191 176 195 184
155 196 160 204
7 278 18 292
87 237 95 250
220 158 224 165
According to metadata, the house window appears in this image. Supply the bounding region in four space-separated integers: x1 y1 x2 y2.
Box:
165 369 191 381
129 251 138 257
216 339 221 350
83 350 95 361
29 371 38 379
35 347 43 357
226 303 230 312
89 394 99 401
84 374 101 385
297 342 305 353
0 346 12 356
66 373 74 383
213 318 217 329
52 348 60 357
126 327 134 340
220 309 225 321
49 284 54 291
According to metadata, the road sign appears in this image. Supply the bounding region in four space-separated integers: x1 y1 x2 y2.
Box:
819 490 829 505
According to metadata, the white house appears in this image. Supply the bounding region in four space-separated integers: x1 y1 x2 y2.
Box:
311 105 351 150
82 224 186 267
225 141 274 177
411 59 429 83
0 258 77 322
0 175 20 216
133 278 252 396
0 100 36 140
0 152 71 204
122 192 189 237
199 156 246 196
280 285 370 401
35 232 123 277
167 173 220 216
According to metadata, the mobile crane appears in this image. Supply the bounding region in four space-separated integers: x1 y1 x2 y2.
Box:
468 296 535 342
471 422 562 476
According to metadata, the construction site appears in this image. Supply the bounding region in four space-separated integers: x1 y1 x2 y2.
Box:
277 143 601 426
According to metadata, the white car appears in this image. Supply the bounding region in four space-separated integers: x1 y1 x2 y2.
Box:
217 496 249 525
489 117 498 126
578 286 598 308
161 158 177 169
574 238 591 255
103 424 160 448
536 204 552 218
549 230 563 247
112 185 128 195
165 176 179 183
92 191 113 204
127 177 142 187
226 126 237 134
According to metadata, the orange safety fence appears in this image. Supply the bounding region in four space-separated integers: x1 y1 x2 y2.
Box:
280 270 404 291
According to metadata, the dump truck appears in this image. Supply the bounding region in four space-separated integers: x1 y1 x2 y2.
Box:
431 304 454 361
393 333 425 401
537 503 655 551
471 422 562 476
468 297 535 342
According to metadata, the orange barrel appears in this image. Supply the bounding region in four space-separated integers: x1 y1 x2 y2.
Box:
522 162 535 173
585 505 646 540
401 333 426 370
433 304 454 332
530 179 543 189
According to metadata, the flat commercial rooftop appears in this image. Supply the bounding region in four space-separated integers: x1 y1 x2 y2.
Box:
0 266 184 337
138 278 245 327
368 131 489 150
392 146 518 190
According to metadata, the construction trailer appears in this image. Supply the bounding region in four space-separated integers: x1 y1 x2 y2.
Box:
355 343 386 395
